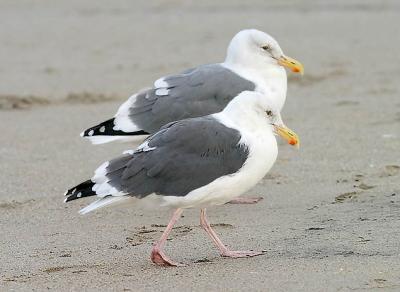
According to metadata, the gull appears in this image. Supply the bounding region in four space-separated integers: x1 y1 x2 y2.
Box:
80 29 303 145
65 90 300 266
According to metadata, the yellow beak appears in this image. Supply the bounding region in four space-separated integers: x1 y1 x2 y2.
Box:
274 124 300 148
277 55 304 75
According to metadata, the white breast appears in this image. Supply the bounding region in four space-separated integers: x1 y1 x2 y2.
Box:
222 63 287 111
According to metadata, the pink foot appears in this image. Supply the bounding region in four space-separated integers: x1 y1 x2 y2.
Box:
150 248 185 267
221 250 266 258
227 197 263 204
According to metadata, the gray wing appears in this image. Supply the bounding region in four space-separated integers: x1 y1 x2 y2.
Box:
103 116 249 197
127 64 255 133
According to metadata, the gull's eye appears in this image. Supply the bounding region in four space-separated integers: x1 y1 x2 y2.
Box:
262 45 271 51
266 110 273 117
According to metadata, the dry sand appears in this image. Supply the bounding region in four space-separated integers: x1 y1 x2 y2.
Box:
1 0 400 291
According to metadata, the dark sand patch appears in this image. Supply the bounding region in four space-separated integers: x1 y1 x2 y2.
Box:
0 95 50 110
380 165 400 177
288 68 347 86
42 264 103 274
125 225 193 247
0 92 122 110
334 191 360 203
0 199 35 209
335 100 360 106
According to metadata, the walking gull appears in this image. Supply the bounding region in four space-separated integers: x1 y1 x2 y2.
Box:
65 91 299 266
80 29 303 145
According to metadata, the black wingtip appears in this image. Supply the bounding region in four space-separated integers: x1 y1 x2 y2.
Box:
81 118 116 137
64 180 96 203
81 118 150 137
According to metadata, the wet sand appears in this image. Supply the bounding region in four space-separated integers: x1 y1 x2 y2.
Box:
1 1 400 291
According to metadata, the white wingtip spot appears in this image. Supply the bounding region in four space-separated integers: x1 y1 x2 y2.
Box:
77 192 82 198
80 131 85 137
154 77 168 88
99 126 106 133
155 88 169 96
88 130 94 136
63 190 68 196
63 197 68 203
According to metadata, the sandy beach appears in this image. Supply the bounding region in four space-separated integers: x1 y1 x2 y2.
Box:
1 0 400 291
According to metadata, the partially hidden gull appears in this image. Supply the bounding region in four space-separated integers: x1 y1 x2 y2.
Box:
65 90 300 266
81 29 303 145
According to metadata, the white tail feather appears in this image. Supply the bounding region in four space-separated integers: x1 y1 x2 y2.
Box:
93 182 119 196
79 196 130 215
84 135 147 145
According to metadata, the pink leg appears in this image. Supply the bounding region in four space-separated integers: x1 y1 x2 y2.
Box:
199 208 265 258
151 208 185 267
227 196 263 204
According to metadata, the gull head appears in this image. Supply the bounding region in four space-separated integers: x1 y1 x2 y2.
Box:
225 29 304 75
223 91 300 148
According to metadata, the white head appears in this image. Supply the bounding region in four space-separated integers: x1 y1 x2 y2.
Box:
224 29 304 74
223 91 300 147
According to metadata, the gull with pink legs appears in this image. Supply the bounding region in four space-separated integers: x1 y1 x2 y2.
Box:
64 91 300 266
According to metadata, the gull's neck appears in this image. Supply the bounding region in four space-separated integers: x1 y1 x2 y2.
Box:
222 61 287 111
214 100 273 136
